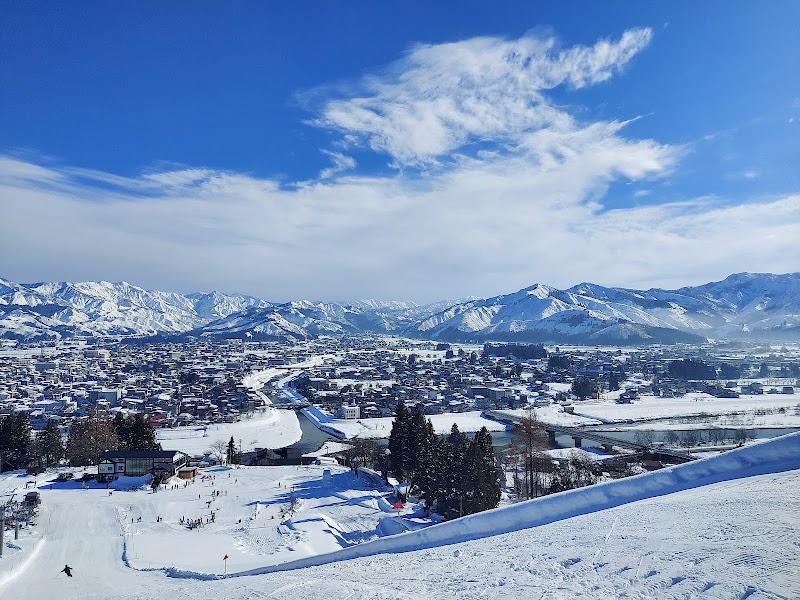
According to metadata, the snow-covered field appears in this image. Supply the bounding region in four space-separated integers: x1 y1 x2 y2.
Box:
302 405 511 440
572 392 800 425
603 412 800 432
156 409 302 456
497 405 603 427
1 433 798 599
498 393 800 431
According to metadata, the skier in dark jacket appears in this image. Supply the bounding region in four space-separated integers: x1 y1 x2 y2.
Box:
62 564 73 577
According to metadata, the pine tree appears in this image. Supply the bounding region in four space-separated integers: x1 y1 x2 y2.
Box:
40 418 64 467
608 371 621 392
571 376 598 400
112 412 131 449
388 401 411 484
128 414 160 451
226 436 236 464
0 413 32 471
405 405 435 494
468 427 500 513
433 423 469 519
0 415 12 472
409 414 436 498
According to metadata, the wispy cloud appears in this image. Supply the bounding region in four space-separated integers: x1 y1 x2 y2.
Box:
728 168 760 181
318 150 356 180
311 28 654 168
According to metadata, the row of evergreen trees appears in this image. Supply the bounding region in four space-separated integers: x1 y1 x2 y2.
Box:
388 402 500 519
667 358 718 380
0 412 161 472
482 343 547 360
0 412 33 471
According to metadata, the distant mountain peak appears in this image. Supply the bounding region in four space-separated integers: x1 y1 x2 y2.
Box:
1 273 798 344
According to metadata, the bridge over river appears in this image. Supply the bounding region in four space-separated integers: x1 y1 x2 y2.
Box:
484 410 696 464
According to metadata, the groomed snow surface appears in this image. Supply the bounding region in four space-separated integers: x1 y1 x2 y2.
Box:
2 434 799 599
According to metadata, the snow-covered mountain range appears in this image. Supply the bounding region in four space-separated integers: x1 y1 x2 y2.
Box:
1 272 798 344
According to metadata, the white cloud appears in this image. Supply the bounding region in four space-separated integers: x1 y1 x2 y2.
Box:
318 150 357 180
1 149 796 302
143 169 214 188
312 28 653 167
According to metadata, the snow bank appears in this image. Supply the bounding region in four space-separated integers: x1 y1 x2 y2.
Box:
300 405 346 439
218 432 800 577
0 539 45 590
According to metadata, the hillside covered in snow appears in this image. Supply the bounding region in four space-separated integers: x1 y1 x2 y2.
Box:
1 272 799 344
1 433 798 599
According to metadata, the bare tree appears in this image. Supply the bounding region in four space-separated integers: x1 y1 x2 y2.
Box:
634 430 655 447
511 408 549 499
708 428 726 445
208 439 228 464
665 429 680 448
566 452 601 489
66 415 119 467
342 438 380 475
529 450 554 498
682 429 700 449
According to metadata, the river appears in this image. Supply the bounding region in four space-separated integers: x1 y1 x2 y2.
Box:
289 410 800 457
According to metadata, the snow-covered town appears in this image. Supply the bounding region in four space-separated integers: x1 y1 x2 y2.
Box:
2 336 798 448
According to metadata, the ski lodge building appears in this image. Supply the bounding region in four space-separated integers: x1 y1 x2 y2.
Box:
98 450 189 482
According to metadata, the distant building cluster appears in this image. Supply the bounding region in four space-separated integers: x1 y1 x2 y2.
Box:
1 336 797 449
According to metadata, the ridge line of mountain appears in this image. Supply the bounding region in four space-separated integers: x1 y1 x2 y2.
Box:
1 272 798 344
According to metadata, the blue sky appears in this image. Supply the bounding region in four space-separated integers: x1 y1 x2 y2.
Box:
1 1 798 302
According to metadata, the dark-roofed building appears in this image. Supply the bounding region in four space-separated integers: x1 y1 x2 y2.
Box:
98 450 189 481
